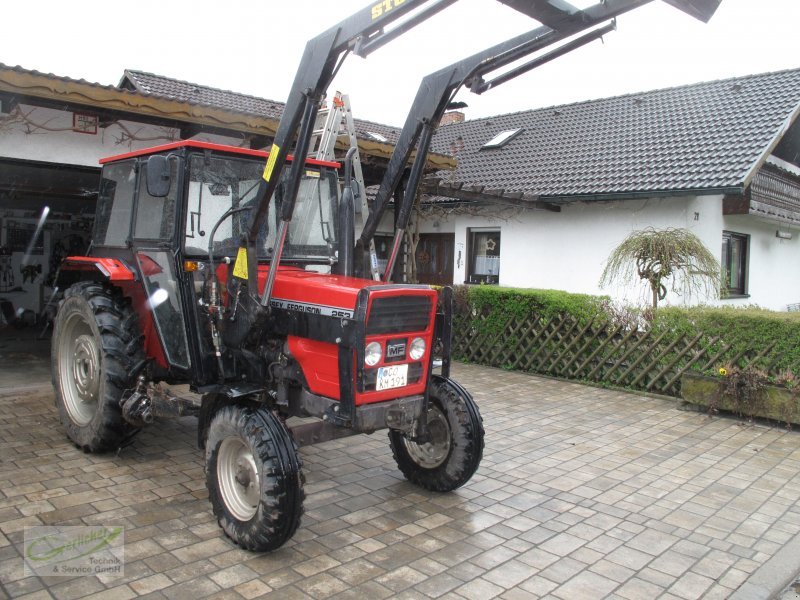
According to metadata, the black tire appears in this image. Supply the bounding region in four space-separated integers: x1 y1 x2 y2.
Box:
52 282 144 452
205 405 305 552
389 375 484 491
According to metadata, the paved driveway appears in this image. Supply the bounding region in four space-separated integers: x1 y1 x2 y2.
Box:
2 361 800 599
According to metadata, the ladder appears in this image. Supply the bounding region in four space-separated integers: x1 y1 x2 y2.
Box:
309 92 381 280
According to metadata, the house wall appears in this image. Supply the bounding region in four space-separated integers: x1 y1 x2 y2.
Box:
0 104 243 167
421 194 800 311
723 213 800 309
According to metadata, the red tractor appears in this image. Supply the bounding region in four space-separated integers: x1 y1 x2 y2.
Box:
51 0 720 551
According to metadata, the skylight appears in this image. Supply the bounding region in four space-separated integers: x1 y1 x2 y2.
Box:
365 131 388 142
481 128 523 149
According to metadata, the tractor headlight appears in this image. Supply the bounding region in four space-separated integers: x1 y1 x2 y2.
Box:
409 337 426 360
365 341 382 366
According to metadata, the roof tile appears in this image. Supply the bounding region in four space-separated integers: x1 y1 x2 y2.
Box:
122 70 403 146
430 69 800 198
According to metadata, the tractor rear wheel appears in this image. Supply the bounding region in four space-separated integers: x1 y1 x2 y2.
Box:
205 405 305 552
389 375 484 491
52 282 144 452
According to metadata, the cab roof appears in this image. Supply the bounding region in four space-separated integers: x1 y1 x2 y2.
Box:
99 139 340 169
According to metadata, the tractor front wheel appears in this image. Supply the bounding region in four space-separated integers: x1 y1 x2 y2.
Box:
205 405 305 552
52 282 143 452
389 375 484 491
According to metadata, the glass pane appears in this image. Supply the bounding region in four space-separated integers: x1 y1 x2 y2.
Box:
722 233 746 294
137 251 190 368
94 161 135 247
184 156 338 263
730 237 743 291
471 231 501 276
135 161 178 240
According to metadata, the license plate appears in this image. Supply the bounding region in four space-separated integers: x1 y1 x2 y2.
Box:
376 364 408 391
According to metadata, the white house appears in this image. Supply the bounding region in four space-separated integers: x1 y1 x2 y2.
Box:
418 68 800 311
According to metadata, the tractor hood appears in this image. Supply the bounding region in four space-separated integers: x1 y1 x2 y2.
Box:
264 267 387 318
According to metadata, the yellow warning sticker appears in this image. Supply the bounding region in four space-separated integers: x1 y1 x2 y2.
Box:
233 247 248 280
263 143 280 182
305 170 320 178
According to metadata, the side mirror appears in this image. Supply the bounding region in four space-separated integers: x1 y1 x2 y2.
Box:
146 155 171 197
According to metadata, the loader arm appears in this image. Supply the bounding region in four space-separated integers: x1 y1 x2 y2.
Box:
358 0 722 281
243 0 632 305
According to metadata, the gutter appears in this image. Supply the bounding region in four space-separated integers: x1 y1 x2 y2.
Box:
538 186 745 204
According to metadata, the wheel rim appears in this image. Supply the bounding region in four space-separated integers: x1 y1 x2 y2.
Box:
403 403 451 469
58 311 101 426
217 437 260 521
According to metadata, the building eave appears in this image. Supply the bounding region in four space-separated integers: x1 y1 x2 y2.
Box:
0 65 456 171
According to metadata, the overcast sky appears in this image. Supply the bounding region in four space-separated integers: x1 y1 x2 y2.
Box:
1 0 798 125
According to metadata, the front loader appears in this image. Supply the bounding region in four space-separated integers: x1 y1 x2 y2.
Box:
51 0 721 551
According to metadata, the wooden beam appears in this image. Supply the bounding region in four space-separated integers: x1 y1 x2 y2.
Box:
722 193 749 215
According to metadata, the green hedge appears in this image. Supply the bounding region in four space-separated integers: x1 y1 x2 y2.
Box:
652 306 800 374
451 285 800 383
455 285 609 331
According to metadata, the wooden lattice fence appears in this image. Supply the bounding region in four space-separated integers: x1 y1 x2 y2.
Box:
452 311 784 397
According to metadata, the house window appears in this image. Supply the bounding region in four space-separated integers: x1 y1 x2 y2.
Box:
722 231 748 297
467 229 500 284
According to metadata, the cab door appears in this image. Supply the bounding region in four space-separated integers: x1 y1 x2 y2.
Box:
132 158 191 371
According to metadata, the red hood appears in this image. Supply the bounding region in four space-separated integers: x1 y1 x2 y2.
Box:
269 268 373 310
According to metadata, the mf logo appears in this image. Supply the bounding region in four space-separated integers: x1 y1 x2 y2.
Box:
371 0 405 20
386 341 406 359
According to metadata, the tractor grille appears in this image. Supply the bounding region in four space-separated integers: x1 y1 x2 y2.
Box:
367 296 432 334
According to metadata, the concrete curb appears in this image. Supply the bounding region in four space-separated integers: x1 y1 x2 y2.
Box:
730 529 800 599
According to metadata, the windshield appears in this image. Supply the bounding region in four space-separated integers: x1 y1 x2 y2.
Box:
184 154 339 262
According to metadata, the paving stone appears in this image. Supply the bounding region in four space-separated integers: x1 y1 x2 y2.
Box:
375 565 428 592
129 573 173 595
519 575 559 596
292 572 350 598
209 564 259 588
234 579 273 599
667 571 716 599
413 572 464 598
553 569 619 599
5 362 800 599
454 577 506 600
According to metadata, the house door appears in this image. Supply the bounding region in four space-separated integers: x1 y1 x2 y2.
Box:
416 233 454 285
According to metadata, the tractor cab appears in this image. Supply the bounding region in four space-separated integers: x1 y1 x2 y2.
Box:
98 140 341 265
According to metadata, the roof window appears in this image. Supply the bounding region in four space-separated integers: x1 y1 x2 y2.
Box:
481 128 523 149
365 131 388 142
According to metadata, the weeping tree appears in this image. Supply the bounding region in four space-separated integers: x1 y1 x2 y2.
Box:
599 227 721 309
